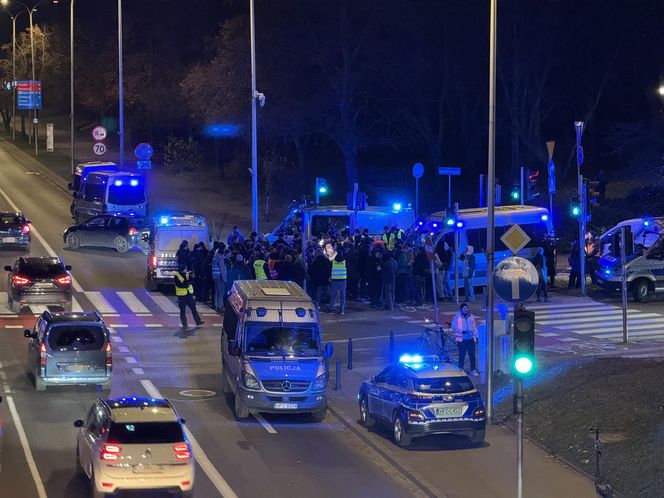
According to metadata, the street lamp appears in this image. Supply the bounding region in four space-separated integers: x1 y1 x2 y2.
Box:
657 85 664 96
0 5 24 141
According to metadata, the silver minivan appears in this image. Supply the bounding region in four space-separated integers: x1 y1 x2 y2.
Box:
24 311 112 391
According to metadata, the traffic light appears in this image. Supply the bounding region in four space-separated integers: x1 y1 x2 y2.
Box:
510 184 520 202
570 196 581 218
526 168 540 201
316 177 328 195
513 308 535 375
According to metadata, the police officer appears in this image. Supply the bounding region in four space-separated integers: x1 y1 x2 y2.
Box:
174 263 204 330
452 303 478 376
329 249 347 314
252 251 268 280
382 226 396 251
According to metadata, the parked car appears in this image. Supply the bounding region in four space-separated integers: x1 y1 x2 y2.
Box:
63 214 149 253
74 397 194 498
5 257 73 313
24 311 112 391
0 211 30 251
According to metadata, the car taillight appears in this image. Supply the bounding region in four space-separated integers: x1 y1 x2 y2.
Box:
151 255 157 268
128 227 137 236
473 407 486 418
55 275 71 286
101 444 121 461
105 342 112 367
12 274 30 286
173 442 191 460
21 224 30 235
40 343 46 366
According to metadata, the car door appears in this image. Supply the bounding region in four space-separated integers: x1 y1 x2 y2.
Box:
26 319 42 376
384 369 409 421
106 217 125 247
368 367 392 421
79 403 104 475
78 216 107 246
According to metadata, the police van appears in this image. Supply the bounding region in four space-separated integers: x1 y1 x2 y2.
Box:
146 212 210 289
266 205 415 243
221 280 333 421
596 218 664 257
70 170 147 224
413 205 554 289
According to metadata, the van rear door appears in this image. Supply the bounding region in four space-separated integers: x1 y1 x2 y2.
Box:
45 325 108 379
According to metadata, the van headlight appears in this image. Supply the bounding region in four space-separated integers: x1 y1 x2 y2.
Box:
312 374 327 392
242 372 261 391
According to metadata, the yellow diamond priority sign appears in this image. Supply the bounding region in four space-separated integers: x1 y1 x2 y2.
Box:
500 224 531 255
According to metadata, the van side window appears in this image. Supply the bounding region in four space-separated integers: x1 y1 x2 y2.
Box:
83 182 105 202
223 306 239 340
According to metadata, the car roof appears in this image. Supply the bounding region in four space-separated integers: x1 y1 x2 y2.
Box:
43 311 103 324
0 211 25 217
102 397 179 423
396 358 469 379
18 257 62 265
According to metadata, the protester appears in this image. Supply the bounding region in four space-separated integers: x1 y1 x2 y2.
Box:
382 251 398 310
460 245 475 301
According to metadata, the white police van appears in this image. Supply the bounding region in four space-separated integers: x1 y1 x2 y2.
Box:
413 205 554 290
221 280 333 421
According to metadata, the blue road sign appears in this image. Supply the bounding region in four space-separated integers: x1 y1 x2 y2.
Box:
492 256 539 303
136 160 152 169
412 162 424 179
438 166 461 176
17 92 42 110
134 143 153 161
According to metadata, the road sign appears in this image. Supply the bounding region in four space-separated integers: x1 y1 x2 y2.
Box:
16 80 42 110
412 162 424 179
136 160 152 169
92 126 107 141
500 224 531 255
93 142 107 156
574 121 585 145
134 143 153 161
492 256 539 303
438 166 461 176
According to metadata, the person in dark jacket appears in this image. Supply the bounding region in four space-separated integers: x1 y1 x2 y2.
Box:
309 249 332 303
191 242 209 303
412 247 429 306
345 244 360 300
531 247 548 302
568 241 581 288
436 240 453 300
176 240 191 270
226 253 252 290
367 249 383 308
460 245 476 301
276 254 296 281
382 251 398 310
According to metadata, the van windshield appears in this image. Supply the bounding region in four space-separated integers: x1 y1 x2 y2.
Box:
108 184 145 205
244 323 320 356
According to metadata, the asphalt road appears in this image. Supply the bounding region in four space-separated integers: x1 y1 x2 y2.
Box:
0 138 599 498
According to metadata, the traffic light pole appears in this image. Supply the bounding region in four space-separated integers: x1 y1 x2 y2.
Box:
520 166 524 206
578 175 586 296
621 226 628 343
514 376 524 498
315 177 320 205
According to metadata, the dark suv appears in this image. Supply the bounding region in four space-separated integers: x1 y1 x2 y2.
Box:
0 211 30 251
63 214 149 253
5 257 73 313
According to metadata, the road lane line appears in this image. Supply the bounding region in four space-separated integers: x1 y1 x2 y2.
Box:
109 324 128 328
253 413 277 434
6 396 48 498
117 291 150 313
132 367 145 375
3 382 10 393
110 336 123 343
124 356 137 364
72 295 83 312
0 370 7 380
145 293 180 313
139 379 238 498
0 185 84 293
118 346 130 353
145 323 162 328
5 324 24 328
85 291 117 314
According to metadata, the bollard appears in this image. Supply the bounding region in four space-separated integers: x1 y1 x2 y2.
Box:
389 331 395 363
347 338 353 370
335 359 341 391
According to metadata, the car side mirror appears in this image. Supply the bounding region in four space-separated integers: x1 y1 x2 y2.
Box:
228 339 240 356
324 342 334 358
24 330 35 338
72 191 80 199
4 265 11 271
65 265 72 271
141 233 149 242
73 419 84 428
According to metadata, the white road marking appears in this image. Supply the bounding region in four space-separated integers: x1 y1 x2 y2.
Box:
538 332 559 337
539 313 661 326
85 291 116 314
109 324 128 328
132 367 145 375
556 317 664 331
253 413 277 434
5 324 25 329
124 356 137 364
29 305 49 315
3 382 11 393
6 396 48 498
593 329 664 339
118 346 130 353
139 379 238 498
145 293 180 313
110 336 123 343
557 337 579 342
573 322 664 335
0 370 7 380
72 295 83 312
0 292 10 313
117 291 150 313
0 185 84 293
527 302 617 311
535 309 640 319
144 324 162 328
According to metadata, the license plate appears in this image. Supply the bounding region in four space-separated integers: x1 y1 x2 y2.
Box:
133 464 162 474
434 407 464 418
274 402 298 409
35 283 53 289
62 364 89 372
1 237 16 243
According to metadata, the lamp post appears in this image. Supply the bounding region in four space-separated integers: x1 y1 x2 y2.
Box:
117 0 124 168
249 0 260 233
69 0 73 174
0 7 23 141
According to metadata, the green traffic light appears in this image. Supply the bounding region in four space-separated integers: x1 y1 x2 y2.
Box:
511 190 520 200
318 186 327 194
571 205 580 217
514 356 534 374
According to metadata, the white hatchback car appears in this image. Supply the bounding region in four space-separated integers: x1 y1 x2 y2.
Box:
74 397 194 498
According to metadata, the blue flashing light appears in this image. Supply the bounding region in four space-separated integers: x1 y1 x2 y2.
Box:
644 220 651 227
203 122 242 138
392 202 402 212
445 218 455 227
129 179 139 187
541 214 549 222
159 216 169 225
399 353 423 365
256 307 267 317
604 269 611 275
114 180 123 186
295 307 306 317
455 220 464 229
432 222 439 229
417 220 424 226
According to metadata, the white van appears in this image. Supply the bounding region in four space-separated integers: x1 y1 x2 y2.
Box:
413 205 553 290
597 218 664 257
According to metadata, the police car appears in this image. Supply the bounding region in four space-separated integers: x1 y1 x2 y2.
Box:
358 355 486 447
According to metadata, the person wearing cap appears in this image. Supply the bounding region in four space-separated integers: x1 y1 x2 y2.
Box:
452 302 479 376
381 225 396 251
174 263 204 330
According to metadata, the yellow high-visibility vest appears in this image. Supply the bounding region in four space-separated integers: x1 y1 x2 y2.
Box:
331 260 347 280
174 273 194 296
382 233 396 250
253 259 267 280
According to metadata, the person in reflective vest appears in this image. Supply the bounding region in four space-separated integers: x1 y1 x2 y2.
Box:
391 226 405 244
382 226 396 251
252 251 268 280
451 302 478 377
174 264 204 330
329 251 347 314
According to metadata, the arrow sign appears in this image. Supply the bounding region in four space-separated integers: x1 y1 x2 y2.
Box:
492 256 539 303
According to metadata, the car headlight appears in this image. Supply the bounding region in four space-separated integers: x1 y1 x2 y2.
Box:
242 372 261 391
312 374 327 391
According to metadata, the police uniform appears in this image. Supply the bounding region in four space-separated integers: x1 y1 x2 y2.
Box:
253 259 268 280
329 258 347 314
174 270 203 328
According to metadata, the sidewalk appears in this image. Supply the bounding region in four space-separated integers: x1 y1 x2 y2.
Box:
327 361 598 498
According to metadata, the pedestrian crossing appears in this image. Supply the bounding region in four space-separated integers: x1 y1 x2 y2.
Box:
0 290 219 317
528 299 664 342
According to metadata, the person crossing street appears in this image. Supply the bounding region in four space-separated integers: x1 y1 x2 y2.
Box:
452 303 478 377
174 263 204 330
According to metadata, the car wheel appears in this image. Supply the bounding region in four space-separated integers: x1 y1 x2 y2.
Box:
234 390 249 419
34 375 46 391
359 397 375 427
114 236 128 253
311 406 327 422
633 279 650 303
393 413 412 447
470 428 486 445
67 232 81 250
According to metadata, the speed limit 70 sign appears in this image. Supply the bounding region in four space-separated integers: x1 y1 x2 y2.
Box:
93 142 107 156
